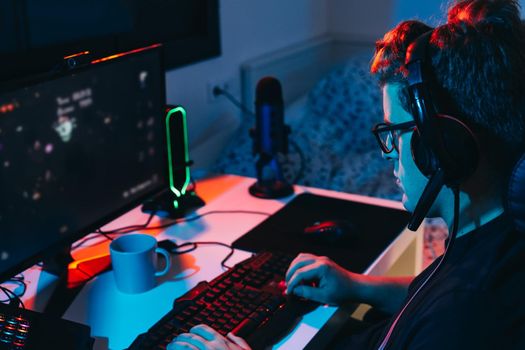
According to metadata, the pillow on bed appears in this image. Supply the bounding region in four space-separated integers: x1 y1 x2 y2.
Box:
287 52 401 199
304 52 383 153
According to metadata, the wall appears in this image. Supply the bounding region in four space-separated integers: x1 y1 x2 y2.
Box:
327 0 396 40
391 0 448 26
328 0 525 40
164 0 328 172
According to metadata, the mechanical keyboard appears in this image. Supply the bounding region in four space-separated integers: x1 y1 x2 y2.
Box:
0 302 93 349
0 306 30 349
129 251 319 350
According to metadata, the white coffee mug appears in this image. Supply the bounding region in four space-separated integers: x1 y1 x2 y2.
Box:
109 234 171 294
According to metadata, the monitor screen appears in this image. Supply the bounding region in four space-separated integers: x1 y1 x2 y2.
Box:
0 0 220 81
0 47 166 281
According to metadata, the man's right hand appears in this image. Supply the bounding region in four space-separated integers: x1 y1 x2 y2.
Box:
285 253 366 305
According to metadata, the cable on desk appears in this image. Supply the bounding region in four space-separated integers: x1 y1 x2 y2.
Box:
167 241 236 269
0 275 26 309
71 210 271 271
69 210 270 273
140 209 272 232
97 211 157 235
104 210 271 235
72 210 271 249
71 212 157 249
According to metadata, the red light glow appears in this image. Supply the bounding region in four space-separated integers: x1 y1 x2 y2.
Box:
63 51 90 60
90 43 162 65
0 103 15 114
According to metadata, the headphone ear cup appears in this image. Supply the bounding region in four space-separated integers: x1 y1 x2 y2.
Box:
410 130 437 178
434 115 479 183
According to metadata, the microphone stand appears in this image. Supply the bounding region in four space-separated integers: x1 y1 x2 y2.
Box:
249 152 294 199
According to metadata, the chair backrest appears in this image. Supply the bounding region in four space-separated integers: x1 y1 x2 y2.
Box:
508 154 525 233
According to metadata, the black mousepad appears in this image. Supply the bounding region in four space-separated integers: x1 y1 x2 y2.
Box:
232 193 411 273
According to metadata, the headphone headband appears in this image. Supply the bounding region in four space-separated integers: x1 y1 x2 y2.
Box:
403 30 479 231
405 31 441 176
405 29 433 72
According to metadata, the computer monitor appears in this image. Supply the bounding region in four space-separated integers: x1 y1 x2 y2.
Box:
0 46 167 283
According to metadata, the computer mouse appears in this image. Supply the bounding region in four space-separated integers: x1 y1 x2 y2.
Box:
302 219 358 244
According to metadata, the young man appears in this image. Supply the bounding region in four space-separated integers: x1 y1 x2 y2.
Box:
169 1 525 348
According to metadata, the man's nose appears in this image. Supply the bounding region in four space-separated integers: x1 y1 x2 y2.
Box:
382 149 398 161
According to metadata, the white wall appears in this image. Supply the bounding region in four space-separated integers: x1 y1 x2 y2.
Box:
327 0 448 40
391 0 525 24
165 0 328 171
328 0 525 40
327 0 396 40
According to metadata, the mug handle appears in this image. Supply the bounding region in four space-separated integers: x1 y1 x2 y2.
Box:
155 248 171 277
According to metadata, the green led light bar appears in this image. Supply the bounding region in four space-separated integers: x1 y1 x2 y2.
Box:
165 106 192 209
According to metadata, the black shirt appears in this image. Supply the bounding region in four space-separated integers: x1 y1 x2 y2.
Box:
338 213 525 349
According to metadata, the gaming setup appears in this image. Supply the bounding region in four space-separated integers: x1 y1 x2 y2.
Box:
0 42 415 349
2 3 524 350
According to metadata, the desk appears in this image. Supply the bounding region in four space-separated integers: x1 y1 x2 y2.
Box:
18 175 422 350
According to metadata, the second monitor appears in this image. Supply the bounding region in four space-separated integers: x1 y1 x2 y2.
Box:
0 45 167 282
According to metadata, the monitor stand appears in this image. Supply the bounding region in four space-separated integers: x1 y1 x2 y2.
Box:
41 246 76 317
41 245 111 317
141 189 205 219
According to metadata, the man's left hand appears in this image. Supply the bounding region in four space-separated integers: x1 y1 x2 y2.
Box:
167 324 251 350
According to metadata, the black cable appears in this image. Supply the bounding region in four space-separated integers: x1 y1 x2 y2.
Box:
71 212 157 249
0 284 25 309
0 286 14 304
72 210 271 249
172 241 236 269
213 86 255 117
99 232 115 242
72 210 271 270
0 283 26 302
100 210 271 236
97 212 156 235
140 209 271 231
0 274 27 305
71 234 108 250
9 274 25 283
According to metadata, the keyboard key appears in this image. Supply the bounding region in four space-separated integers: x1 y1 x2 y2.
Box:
201 309 211 317
231 318 258 338
204 292 216 302
188 306 199 313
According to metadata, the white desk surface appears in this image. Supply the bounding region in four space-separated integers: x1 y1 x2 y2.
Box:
17 175 421 350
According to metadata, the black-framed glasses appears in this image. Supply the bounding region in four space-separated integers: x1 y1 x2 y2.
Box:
372 121 417 154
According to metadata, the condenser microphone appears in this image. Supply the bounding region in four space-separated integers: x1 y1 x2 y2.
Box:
248 77 294 199
253 77 287 157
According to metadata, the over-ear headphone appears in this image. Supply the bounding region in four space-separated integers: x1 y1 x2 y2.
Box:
404 30 479 230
